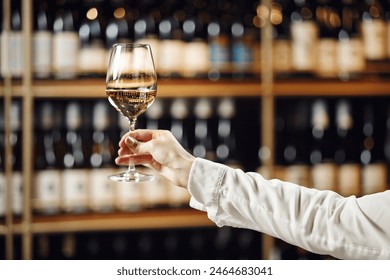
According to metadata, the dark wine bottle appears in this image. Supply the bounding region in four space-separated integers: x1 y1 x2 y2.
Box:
53 0 80 79
290 0 319 76
360 101 387 195
61 102 89 213
0 102 4 217
361 0 387 61
310 99 337 191
79 0 107 77
33 102 62 215
106 0 133 48
334 99 362 196
337 0 365 80
89 100 115 212
33 0 53 79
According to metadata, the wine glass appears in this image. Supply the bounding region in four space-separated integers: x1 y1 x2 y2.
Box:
106 43 157 182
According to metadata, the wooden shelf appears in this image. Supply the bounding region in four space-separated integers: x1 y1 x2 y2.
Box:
12 208 215 234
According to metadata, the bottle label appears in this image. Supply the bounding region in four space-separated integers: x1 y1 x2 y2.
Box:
89 168 115 212
311 163 337 191
33 31 53 78
209 36 230 69
79 45 107 74
290 21 319 71
273 39 292 73
0 173 5 217
8 31 24 78
361 20 387 60
61 169 89 213
135 38 160 69
337 38 365 72
232 41 252 70
53 32 79 78
114 170 142 211
34 169 61 214
158 40 185 75
317 39 338 77
285 165 311 186
141 170 169 208
183 41 210 76
338 163 361 196
362 163 388 195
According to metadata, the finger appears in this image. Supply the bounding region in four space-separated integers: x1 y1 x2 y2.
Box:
115 154 160 169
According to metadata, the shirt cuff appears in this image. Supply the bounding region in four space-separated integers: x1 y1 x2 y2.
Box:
187 158 228 224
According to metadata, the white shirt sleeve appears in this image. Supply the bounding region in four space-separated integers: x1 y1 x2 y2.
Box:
187 158 390 260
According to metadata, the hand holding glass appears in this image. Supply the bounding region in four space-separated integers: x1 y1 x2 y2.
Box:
106 43 157 182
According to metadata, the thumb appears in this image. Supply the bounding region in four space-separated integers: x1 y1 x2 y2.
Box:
125 136 152 155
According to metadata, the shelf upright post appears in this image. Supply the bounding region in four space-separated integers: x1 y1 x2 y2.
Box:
259 0 276 260
2 0 14 260
21 0 33 260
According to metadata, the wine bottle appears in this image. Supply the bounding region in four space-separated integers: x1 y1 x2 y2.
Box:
182 0 210 78
134 0 160 66
53 0 80 79
207 1 231 80
61 102 89 213
271 0 293 78
78 0 107 77
10 101 23 216
33 0 53 79
310 99 337 191
167 98 191 208
385 104 390 186
360 101 387 195
334 99 362 196
105 0 133 49
290 0 319 76
361 0 387 61
216 97 241 168
283 99 311 187
230 3 254 79
33 102 62 215
89 100 116 212
315 0 340 78
2 1 24 78
158 0 184 78
193 98 216 161
337 0 365 80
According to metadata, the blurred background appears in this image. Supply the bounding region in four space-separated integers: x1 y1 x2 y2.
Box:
0 0 390 260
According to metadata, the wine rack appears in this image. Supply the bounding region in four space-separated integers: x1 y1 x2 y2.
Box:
1 0 390 260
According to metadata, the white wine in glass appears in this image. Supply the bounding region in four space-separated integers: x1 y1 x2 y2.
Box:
106 43 157 182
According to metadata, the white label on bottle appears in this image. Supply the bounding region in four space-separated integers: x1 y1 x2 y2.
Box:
33 31 53 78
9 31 24 78
361 20 387 60
290 21 319 71
273 39 292 73
284 164 311 187
53 32 79 78
158 39 184 75
79 46 107 74
13 171 23 215
337 38 365 72
183 41 210 76
135 38 160 70
141 170 169 208
89 168 115 212
317 39 337 77
338 163 361 197
311 163 337 191
61 169 89 213
362 163 388 195
34 169 61 214
114 170 142 211
0 173 5 217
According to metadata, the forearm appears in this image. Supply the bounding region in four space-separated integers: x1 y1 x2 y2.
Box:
188 158 390 260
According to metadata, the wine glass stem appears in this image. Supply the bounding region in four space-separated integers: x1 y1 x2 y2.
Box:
127 118 137 176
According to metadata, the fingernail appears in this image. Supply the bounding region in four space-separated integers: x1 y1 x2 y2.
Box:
126 136 137 147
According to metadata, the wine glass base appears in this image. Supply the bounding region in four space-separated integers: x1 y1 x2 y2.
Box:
108 171 154 182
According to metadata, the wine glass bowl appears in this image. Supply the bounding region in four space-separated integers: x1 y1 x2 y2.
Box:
106 43 157 182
